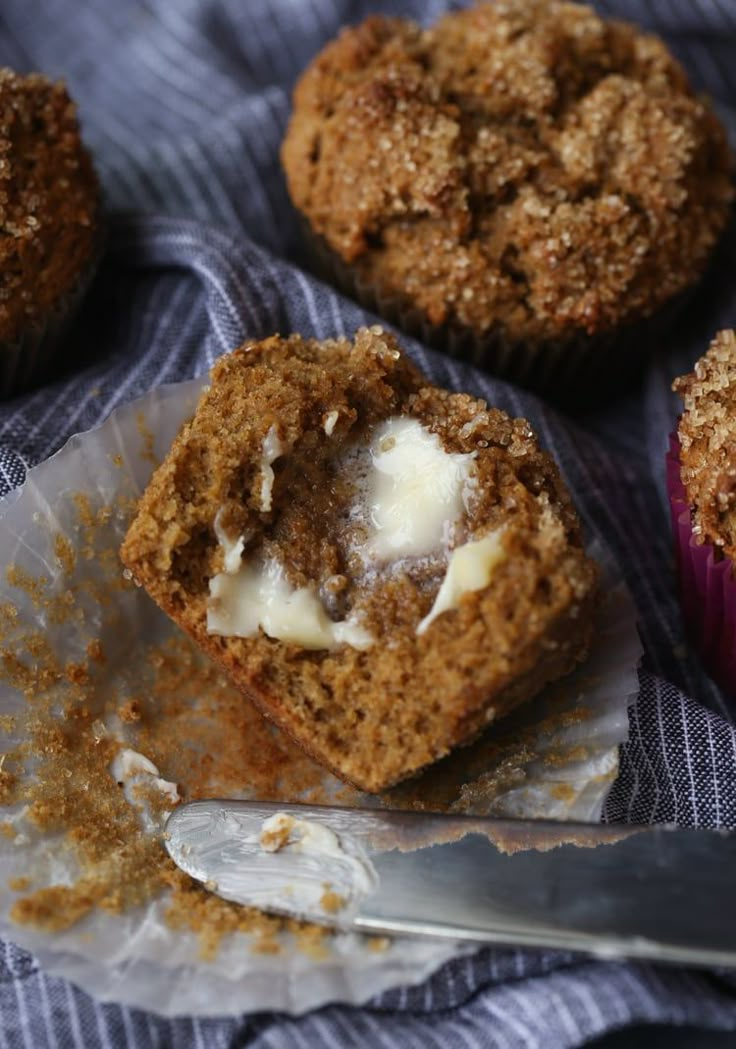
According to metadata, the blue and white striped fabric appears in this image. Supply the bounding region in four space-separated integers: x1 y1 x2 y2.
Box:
1 1 735 1046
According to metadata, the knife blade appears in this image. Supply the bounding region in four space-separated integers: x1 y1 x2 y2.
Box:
165 800 736 968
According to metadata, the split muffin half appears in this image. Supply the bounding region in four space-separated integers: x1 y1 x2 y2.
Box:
121 327 598 792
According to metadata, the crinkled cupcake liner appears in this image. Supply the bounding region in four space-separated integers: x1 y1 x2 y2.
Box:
667 433 736 693
0 208 106 400
0 374 641 1017
302 220 697 405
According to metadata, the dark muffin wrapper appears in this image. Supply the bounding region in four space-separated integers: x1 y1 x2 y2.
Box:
0 211 106 400
667 433 736 695
302 220 699 405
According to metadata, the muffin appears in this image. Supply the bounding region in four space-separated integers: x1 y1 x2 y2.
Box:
282 1 733 399
121 326 598 792
671 330 736 694
0 69 103 398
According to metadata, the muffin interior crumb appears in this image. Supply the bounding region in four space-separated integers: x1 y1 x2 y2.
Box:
121 327 598 792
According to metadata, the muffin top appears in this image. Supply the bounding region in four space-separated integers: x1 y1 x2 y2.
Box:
282 0 733 346
0 69 100 346
674 330 736 561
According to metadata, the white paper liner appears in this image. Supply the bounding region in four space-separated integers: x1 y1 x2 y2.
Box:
0 375 641 1017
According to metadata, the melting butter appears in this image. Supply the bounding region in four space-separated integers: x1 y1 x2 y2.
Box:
257 812 378 915
260 424 284 512
367 418 475 560
208 558 372 650
323 410 339 436
418 531 505 635
260 812 356 862
208 415 479 650
213 508 246 574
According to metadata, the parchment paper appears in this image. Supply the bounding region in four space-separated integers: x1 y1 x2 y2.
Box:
0 376 641 1016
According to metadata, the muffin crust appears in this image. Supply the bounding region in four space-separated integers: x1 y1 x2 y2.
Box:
282 1 732 348
674 330 736 561
0 69 100 346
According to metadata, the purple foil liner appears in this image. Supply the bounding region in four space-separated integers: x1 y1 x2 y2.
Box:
667 433 736 694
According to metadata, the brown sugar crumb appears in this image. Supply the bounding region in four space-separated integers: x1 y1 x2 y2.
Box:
0 768 17 804
0 69 100 346
251 936 282 956
5 564 49 606
543 743 589 768
118 699 142 724
551 783 577 803
130 635 335 804
1 615 177 933
72 493 117 564
121 327 598 793
0 604 19 643
64 661 90 687
367 936 391 953
136 412 158 466
87 639 105 665
0 485 342 955
5 560 90 633
320 888 347 914
294 924 331 961
162 864 302 961
8 876 31 891
53 534 76 575
282 2 733 347
260 820 293 852
11 884 98 932
674 331 736 561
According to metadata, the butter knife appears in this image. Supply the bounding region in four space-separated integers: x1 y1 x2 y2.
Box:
165 800 736 968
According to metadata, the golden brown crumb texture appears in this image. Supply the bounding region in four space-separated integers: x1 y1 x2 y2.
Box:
674 330 736 561
121 327 598 792
282 0 732 346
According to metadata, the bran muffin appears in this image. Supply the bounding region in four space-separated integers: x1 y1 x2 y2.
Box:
121 327 598 792
670 330 736 694
282 1 733 399
0 69 103 398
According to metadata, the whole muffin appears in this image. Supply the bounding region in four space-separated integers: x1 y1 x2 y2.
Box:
0 69 103 398
282 0 733 399
670 331 736 694
121 326 598 792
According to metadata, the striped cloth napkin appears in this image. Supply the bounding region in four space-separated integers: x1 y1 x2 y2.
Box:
0 1 735 1045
